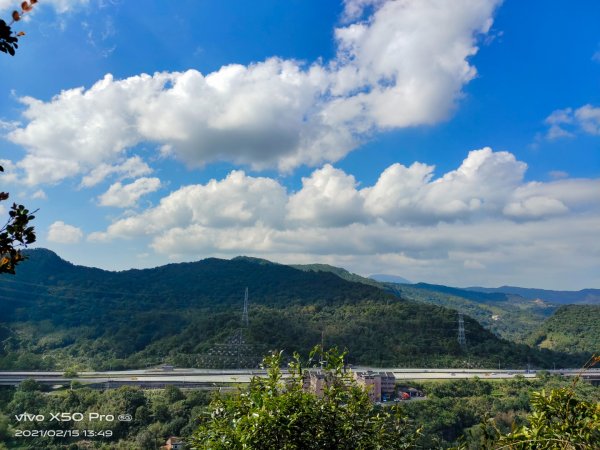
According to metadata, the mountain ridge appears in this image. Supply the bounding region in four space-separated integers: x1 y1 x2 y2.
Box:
369 274 413 284
0 248 586 371
466 285 600 304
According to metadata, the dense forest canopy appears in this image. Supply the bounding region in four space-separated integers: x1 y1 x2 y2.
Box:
528 305 600 355
0 249 588 371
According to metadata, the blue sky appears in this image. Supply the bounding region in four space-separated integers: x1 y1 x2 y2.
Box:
0 0 599 289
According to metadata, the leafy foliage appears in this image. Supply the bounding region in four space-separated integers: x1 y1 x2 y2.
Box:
0 382 211 449
1 356 598 448
454 357 600 449
1 4 39 271
0 20 18 55
485 388 600 449
0 1 39 56
399 374 600 449
0 166 36 274
456 387 600 450
191 347 421 450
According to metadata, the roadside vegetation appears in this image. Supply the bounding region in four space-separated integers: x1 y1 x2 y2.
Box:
1 351 599 449
0 381 211 449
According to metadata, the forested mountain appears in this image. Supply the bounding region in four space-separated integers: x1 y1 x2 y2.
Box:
383 283 557 342
0 249 584 370
369 274 413 284
466 286 600 304
408 283 510 302
292 265 558 342
527 305 600 355
291 263 382 288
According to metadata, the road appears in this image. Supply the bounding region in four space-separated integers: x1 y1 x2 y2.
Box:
1 367 598 388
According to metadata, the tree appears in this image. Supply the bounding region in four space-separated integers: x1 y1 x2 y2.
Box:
0 414 10 442
0 166 36 274
0 2 39 273
63 368 79 378
0 18 19 55
0 1 38 56
459 357 600 449
135 430 158 450
191 347 421 450
463 388 600 450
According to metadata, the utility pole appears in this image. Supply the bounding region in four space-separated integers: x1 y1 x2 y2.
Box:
320 330 325 369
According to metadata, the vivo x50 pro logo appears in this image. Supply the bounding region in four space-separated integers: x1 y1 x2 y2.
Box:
14 412 130 422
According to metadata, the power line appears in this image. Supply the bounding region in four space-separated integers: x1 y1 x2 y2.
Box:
242 287 249 327
458 312 467 350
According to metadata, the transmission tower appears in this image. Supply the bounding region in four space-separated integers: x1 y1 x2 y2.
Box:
457 312 467 350
195 287 261 369
242 287 249 327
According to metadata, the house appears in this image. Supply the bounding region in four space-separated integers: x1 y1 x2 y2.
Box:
303 369 397 403
303 371 328 398
354 371 382 402
407 387 423 397
354 371 397 402
163 436 185 450
379 372 396 400
397 386 424 399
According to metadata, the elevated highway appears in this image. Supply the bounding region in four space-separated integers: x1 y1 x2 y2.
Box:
1 368 598 389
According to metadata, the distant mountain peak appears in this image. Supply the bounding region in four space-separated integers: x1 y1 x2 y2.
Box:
369 274 413 284
23 247 61 258
466 285 600 305
231 256 279 265
22 247 72 267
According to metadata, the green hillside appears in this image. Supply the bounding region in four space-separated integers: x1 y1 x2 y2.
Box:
0 249 582 370
291 264 557 342
291 263 383 287
528 305 600 355
466 286 600 304
385 283 557 342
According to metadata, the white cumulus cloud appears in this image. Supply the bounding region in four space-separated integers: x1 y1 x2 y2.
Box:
7 0 501 186
503 196 568 219
89 170 287 242
544 104 600 139
47 221 83 244
98 177 161 208
361 148 527 224
287 164 365 227
341 0 387 21
31 189 47 200
90 148 596 241
80 156 153 188
85 148 600 288
0 159 18 184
